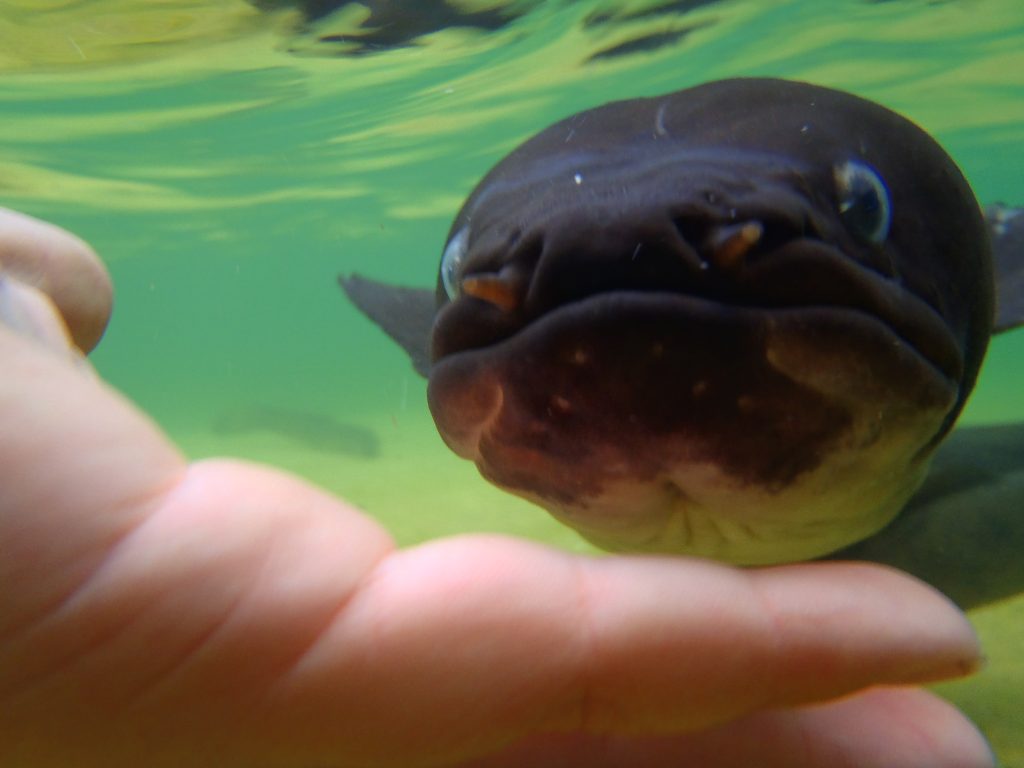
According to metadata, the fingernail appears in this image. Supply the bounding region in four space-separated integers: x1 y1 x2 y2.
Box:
0 270 91 371
0 270 33 334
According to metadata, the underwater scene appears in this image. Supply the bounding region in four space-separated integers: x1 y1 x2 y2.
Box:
2 0 1023 762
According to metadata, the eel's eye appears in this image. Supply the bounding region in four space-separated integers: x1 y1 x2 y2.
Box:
834 160 892 244
440 227 469 300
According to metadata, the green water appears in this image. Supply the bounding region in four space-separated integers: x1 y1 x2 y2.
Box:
2 0 1023 762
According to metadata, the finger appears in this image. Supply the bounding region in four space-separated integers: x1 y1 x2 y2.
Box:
464 686 994 768
0 403 984 768
0 318 185 639
261 536 979 766
0 320 395 767
0 423 981 768
0 272 79 358
0 208 112 352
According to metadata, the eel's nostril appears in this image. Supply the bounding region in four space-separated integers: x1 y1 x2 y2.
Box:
703 221 764 271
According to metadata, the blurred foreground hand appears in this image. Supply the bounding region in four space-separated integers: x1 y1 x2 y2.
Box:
0 208 994 768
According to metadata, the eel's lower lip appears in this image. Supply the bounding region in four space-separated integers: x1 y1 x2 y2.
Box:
427 291 961 499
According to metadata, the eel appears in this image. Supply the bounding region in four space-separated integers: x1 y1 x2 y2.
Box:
338 78 1024 594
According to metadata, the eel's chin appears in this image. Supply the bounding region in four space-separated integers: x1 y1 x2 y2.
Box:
427 291 960 565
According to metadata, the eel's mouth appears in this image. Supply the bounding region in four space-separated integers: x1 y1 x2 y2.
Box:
426 287 960 511
432 221 964 387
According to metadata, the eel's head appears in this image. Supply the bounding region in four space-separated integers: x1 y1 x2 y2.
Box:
426 79 993 564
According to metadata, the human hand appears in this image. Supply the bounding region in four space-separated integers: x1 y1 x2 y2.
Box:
0 209 993 768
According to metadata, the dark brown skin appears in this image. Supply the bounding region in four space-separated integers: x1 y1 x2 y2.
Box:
340 78 1023 571
424 78 992 563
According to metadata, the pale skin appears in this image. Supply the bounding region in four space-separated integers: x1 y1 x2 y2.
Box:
0 208 995 767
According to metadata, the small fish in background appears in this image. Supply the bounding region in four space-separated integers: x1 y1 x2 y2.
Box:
212 404 379 458
339 78 1024 607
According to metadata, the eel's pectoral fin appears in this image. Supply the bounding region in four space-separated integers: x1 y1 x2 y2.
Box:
338 273 435 378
